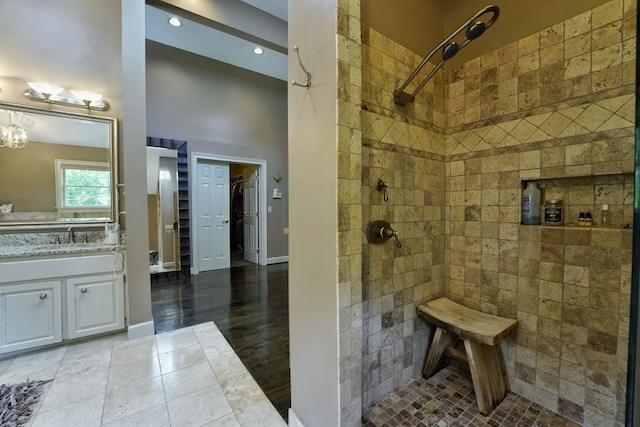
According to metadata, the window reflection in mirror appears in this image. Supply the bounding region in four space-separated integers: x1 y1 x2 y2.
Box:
0 103 117 226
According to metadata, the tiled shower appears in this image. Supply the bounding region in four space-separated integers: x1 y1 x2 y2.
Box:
336 0 637 425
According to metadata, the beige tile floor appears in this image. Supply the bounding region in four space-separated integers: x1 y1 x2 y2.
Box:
0 322 287 427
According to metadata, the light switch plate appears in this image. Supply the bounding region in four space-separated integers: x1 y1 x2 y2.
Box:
273 188 282 199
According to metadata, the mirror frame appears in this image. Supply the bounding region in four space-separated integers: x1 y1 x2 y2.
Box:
0 101 118 229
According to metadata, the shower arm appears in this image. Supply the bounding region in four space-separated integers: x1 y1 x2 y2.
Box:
394 5 499 106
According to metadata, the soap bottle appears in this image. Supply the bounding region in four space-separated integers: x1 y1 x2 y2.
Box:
601 204 610 227
521 181 541 225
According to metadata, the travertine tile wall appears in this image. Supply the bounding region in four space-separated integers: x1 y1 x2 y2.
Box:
350 0 636 425
336 1 364 426
360 26 447 410
443 0 637 425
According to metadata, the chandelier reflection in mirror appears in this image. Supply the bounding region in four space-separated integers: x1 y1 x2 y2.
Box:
0 110 28 149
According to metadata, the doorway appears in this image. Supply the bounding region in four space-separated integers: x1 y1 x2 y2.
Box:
192 152 268 274
230 164 260 268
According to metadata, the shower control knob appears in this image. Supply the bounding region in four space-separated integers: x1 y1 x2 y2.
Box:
366 220 402 248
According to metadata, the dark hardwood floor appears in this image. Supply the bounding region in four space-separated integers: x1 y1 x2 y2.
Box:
151 263 290 420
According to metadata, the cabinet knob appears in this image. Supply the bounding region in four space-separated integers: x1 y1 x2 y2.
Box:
39 293 47 299
80 287 88 294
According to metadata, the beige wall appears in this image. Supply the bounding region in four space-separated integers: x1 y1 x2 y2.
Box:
361 0 442 64
148 195 158 251
0 0 122 117
363 0 611 67
0 142 108 212
288 0 341 425
145 41 289 259
121 0 153 329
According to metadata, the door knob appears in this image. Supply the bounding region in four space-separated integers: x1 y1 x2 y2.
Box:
223 218 229 224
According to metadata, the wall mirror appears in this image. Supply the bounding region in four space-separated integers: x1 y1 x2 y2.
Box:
0 102 117 227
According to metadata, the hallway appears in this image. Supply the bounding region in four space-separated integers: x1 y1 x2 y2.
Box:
151 263 290 419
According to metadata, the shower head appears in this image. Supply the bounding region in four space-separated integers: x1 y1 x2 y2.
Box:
466 21 487 40
442 42 459 60
393 5 500 106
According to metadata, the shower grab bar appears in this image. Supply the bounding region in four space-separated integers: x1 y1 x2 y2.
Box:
394 5 500 106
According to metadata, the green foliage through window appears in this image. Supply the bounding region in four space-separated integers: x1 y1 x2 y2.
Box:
58 163 111 209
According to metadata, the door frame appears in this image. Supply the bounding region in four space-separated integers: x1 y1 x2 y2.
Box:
191 152 268 273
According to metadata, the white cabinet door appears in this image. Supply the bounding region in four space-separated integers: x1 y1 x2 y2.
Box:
66 274 124 339
0 281 62 354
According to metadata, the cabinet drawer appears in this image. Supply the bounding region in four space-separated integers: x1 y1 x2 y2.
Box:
1 254 123 284
0 281 62 354
66 275 124 339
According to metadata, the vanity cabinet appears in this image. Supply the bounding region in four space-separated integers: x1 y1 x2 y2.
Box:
0 252 125 355
67 274 124 339
0 281 63 353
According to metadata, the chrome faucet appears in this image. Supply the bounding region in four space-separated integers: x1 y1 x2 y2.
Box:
67 227 74 244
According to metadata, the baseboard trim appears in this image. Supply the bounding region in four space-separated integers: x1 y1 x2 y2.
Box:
127 320 155 340
288 408 306 427
267 256 289 265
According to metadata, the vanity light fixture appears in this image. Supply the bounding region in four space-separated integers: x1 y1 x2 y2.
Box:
24 82 109 111
168 17 182 27
70 90 103 107
253 47 264 55
26 82 64 100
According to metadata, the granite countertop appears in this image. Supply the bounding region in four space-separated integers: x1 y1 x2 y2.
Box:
0 242 124 259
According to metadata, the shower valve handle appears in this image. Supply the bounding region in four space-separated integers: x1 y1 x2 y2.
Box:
380 226 402 248
366 220 402 248
377 179 389 201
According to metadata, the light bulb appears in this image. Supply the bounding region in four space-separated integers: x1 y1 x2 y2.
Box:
27 82 64 97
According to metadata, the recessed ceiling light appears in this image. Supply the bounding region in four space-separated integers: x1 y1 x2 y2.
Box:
168 17 182 27
253 47 264 55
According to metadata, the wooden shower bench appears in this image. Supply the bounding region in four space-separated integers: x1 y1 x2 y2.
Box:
417 297 518 415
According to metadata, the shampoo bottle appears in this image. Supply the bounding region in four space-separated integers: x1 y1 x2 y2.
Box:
601 204 610 227
521 181 541 225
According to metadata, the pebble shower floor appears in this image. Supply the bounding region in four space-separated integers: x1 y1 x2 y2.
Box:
362 366 580 427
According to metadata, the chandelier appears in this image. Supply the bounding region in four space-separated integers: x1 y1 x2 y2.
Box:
0 112 28 149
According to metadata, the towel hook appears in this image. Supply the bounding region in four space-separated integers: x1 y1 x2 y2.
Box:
291 46 311 88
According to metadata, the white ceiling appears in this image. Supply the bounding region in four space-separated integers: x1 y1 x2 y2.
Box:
145 1 288 81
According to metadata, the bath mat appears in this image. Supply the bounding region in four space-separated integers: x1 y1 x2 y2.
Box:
0 379 50 426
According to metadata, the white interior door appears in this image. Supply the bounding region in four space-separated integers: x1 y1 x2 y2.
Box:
244 168 259 264
197 160 230 271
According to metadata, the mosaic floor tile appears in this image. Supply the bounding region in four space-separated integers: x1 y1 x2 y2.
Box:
363 366 580 427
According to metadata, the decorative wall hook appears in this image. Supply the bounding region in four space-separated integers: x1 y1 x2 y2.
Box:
291 46 311 88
